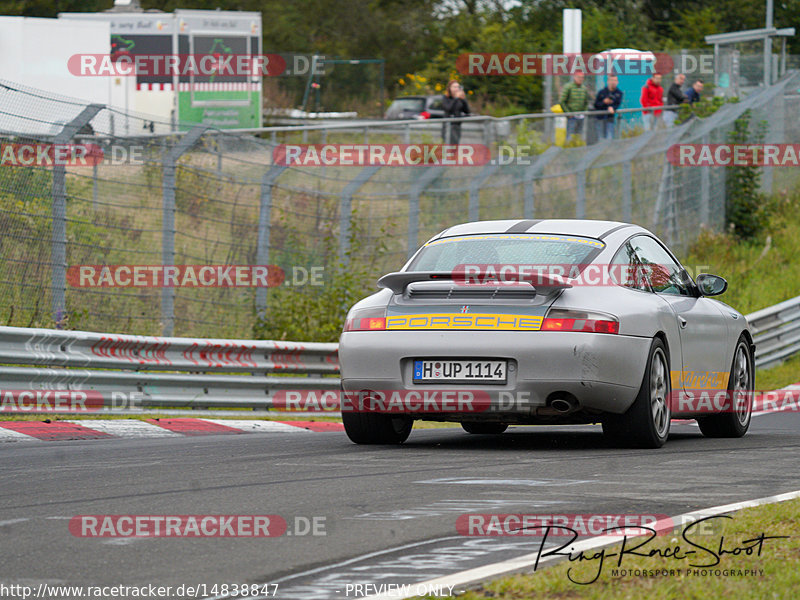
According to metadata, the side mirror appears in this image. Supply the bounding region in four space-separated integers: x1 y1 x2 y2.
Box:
696 273 728 296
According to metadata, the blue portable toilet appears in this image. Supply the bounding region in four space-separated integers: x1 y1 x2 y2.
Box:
593 49 657 132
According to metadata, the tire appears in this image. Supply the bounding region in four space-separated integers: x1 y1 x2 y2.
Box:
602 337 671 448
697 336 753 438
342 410 413 444
461 422 508 434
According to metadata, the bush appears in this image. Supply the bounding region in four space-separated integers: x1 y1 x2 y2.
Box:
252 219 389 342
725 110 770 240
676 95 733 124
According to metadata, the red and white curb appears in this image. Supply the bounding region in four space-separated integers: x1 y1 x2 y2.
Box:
0 418 343 442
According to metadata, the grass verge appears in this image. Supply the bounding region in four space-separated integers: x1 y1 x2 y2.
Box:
682 190 800 317
755 352 800 391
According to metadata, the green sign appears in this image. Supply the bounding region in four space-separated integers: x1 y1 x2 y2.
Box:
178 91 261 129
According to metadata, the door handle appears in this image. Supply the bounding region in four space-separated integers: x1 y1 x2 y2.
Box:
678 316 688 328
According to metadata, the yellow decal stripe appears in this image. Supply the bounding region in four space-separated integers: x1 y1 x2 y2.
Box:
670 370 729 390
385 313 543 331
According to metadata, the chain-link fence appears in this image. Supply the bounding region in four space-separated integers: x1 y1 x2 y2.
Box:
1 70 798 339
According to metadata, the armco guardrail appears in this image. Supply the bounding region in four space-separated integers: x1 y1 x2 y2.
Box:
1 296 798 413
0 326 338 410
746 295 800 370
220 104 685 145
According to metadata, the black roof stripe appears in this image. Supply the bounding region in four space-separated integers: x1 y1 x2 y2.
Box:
598 223 632 240
505 219 541 233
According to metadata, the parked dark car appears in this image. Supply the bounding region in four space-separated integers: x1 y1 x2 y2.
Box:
384 95 445 120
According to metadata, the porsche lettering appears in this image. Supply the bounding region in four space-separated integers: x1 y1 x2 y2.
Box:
385 313 542 330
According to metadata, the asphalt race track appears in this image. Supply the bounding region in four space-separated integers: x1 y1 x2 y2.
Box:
1 413 799 599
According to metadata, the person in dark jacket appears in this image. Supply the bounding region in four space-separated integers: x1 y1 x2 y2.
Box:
664 73 686 127
442 80 470 145
593 74 623 140
685 79 704 104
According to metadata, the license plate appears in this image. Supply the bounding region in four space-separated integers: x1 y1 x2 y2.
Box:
413 359 507 383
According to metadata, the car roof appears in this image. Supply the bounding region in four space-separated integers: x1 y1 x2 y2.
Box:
429 219 648 241
391 95 441 101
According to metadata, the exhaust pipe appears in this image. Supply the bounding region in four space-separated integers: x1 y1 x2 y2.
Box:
550 395 579 414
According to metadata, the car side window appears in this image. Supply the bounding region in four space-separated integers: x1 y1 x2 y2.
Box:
628 235 693 296
611 242 650 291
428 97 443 110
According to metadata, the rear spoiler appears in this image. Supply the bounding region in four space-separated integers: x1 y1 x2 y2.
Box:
377 271 572 295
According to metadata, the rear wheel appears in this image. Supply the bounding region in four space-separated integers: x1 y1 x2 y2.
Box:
342 410 413 445
602 337 671 448
697 337 753 438
461 422 508 434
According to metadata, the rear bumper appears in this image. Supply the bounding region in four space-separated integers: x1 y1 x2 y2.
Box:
339 330 650 418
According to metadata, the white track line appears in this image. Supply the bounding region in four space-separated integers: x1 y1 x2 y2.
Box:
365 488 800 599
203 419 312 433
0 426 41 442
752 384 800 417
61 420 180 438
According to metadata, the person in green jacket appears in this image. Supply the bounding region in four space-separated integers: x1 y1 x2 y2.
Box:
559 71 591 139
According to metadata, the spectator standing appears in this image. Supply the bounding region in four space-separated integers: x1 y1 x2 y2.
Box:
442 80 470 145
559 71 590 139
664 73 686 127
640 73 664 131
685 79 704 104
593 74 623 140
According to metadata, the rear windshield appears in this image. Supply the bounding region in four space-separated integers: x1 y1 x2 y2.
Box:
428 97 443 110
386 98 425 116
408 234 604 271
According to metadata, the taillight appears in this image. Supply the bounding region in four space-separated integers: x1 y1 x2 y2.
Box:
343 307 387 331
417 111 431 119
541 309 619 334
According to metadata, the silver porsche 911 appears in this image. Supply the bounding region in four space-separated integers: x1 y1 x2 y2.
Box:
339 219 755 448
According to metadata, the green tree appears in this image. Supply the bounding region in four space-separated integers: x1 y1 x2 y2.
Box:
725 110 770 240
